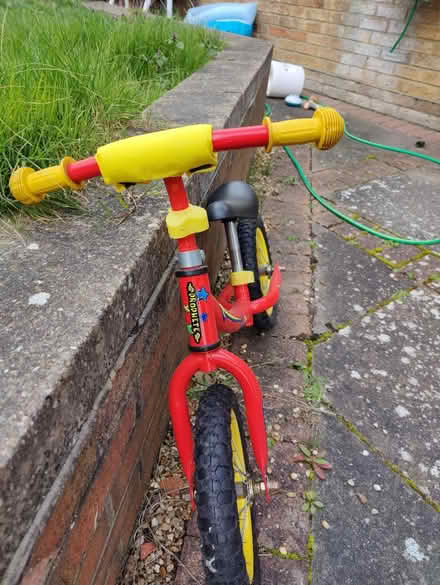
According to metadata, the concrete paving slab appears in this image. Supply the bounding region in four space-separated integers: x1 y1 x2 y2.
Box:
330 168 440 251
312 414 440 585
259 553 308 585
395 254 440 284
315 288 440 502
343 113 427 149
312 135 380 172
312 229 413 333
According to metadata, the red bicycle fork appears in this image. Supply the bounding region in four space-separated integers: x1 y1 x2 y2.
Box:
168 349 269 504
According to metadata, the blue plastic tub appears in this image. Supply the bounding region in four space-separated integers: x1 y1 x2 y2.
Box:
184 3 257 37
206 19 253 36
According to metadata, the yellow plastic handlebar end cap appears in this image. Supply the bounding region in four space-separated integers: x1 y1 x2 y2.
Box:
9 167 44 205
9 157 82 205
313 108 345 150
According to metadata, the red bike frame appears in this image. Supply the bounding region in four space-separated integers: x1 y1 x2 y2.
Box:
65 122 283 501
165 175 280 501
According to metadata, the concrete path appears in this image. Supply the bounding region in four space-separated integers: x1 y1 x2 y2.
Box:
175 97 440 584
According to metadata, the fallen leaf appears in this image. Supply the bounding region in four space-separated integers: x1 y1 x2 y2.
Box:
357 493 368 505
160 475 187 493
312 463 326 480
139 542 155 560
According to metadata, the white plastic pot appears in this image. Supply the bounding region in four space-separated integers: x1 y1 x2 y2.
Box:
266 60 305 98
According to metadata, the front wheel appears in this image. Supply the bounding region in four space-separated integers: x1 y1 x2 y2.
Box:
194 384 259 584
238 216 278 331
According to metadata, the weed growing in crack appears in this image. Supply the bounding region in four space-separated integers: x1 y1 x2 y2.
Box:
267 436 277 449
335 412 440 514
303 490 325 515
290 361 306 371
293 444 332 480
261 546 304 561
304 371 326 404
307 532 315 584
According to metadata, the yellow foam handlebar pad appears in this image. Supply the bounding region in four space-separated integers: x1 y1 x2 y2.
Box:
263 107 344 152
95 124 217 187
9 157 82 205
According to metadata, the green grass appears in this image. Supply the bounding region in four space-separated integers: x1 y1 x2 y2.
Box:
0 0 223 216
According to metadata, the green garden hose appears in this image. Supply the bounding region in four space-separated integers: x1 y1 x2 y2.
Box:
390 0 419 54
265 103 440 246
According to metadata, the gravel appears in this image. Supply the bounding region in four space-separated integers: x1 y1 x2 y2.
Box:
117 424 192 585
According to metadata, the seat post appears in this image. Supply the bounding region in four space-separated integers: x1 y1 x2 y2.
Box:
224 220 244 273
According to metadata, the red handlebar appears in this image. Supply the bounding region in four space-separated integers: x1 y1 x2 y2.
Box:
66 125 269 184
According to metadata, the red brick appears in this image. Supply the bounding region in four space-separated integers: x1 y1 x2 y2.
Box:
28 440 98 571
381 118 406 130
141 399 171 483
109 383 159 510
22 556 56 585
53 400 136 585
92 467 144 585
76 509 112 585
91 398 137 511
395 122 426 137
94 351 138 440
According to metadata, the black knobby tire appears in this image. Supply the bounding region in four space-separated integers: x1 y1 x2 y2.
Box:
237 216 278 331
194 385 259 585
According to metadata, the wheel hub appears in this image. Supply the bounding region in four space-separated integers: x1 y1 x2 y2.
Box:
258 263 273 277
235 478 279 499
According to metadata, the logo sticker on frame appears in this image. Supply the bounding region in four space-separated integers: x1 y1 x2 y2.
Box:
186 282 201 343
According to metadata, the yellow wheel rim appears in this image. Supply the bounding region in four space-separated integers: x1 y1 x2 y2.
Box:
255 227 273 317
231 411 254 582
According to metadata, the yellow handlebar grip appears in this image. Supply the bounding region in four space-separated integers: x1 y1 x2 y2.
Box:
263 107 344 152
9 157 83 205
